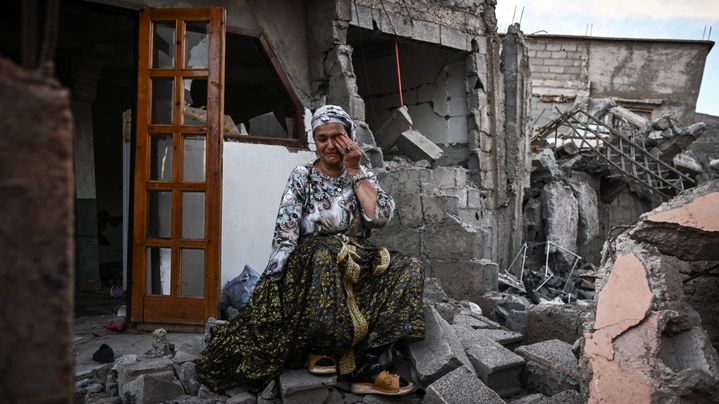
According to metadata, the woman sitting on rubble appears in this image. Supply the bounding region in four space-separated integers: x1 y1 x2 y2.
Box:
197 105 425 396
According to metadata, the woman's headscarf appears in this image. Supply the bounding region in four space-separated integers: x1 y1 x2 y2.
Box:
311 105 356 141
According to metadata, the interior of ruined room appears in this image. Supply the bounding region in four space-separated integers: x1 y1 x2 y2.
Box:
2 0 719 403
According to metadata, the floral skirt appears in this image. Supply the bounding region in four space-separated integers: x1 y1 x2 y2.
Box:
196 234 425 391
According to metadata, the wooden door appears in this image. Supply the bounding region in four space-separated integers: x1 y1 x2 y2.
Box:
131 7 224 327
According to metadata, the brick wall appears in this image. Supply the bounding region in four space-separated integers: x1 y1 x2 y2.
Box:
527 39 588 83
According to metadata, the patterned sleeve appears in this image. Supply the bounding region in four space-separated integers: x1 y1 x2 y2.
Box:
264 166 308 279
359 166 395 229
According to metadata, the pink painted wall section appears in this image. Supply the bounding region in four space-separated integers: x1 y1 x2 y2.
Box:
646 192 719 232
585 253 655 403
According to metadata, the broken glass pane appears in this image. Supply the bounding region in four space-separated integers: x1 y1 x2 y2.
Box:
182 192 204 239
183 78 207 125
185 22 209 69
150 134 173 181
147 247 171 296
183 135 206 182
180 249 204 298
151 78 174 124
153 22 175 69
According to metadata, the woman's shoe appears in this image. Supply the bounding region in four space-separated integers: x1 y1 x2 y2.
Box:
306 354 337 375
350 370 414 396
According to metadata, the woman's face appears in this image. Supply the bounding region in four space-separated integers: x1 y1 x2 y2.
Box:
314 122 347 167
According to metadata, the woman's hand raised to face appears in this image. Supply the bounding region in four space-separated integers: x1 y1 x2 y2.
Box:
335 134 363 175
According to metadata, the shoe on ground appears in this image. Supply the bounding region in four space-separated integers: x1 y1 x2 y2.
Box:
350 370 414 396
307 353 337 375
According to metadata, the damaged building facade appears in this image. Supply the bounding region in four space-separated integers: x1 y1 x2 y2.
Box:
0 0 528 330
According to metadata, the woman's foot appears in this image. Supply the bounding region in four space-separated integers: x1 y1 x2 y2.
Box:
350 370 414 396
306 354 337 375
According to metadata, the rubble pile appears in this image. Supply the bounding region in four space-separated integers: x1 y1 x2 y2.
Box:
75 279 588 404
580 180 719 402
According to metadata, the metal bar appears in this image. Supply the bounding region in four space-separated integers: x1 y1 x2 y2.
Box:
561 114 671 199
567 119 680 193
577 110 695 183
519 243 527 281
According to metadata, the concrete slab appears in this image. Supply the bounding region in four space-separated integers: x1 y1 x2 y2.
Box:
424 366 505 404
515 339 579 396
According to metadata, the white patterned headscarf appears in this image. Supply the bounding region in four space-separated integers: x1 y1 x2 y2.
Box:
311 105 356 141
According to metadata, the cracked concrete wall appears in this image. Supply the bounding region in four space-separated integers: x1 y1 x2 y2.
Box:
581 181 719 403
0 58 75 403
526 35 712 129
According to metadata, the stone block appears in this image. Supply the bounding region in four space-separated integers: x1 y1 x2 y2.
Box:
121 372 184 404
426 259 498 302
117 358 175 395
398 129 444 163
440 26 470 51
454 326 525 397
279 369 336 404
375 106 413 149
421 216 481 260
174 361 200 396
421 194 460 223
409 305 473 386
527 304 590 345
472 328 525 348
412 20 441 44
423 366 505 404
452 312 502 330
515 339 579 396
370 225 421 257
355 121 376 146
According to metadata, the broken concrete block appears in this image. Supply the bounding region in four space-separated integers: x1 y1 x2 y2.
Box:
425 258 498 302
423 366 505 404
354 121 376 146
409 305 473 386
121 372 184 404
279 369 336 404
397 129 444 163
424 277 450 303
173 361 201 396
375 106 413 149
116 358 174 397
515 339 579 396
452 311 502 330
362 146 384 169
526 304 590 345
632 182 719 261
531 148 561 185
453 326 525 397
542 181 579 266
565 173 599 250
471 328 525 348
421 193 460 224
225 386 257 404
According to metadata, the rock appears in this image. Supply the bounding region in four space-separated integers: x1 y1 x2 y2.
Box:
453 326 525 398
121 373 184 404
174 361 201 396
423 366 505 404
278 369 336 404
526 304 590 344
515 339 579 396
531 148 561 185
397 129 444 164
116 358 174 397
409 305 474 386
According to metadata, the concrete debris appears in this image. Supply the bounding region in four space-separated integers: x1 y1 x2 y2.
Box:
121 372 185 404
408 304 474 386
526 304 590 345
673 151 704 174
711 159 719 170
423 366 505 404
278 369 336 404
515 340 579 396
397 129 445 164
374 106 413 150
454 326 525 397
581 180 719 403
